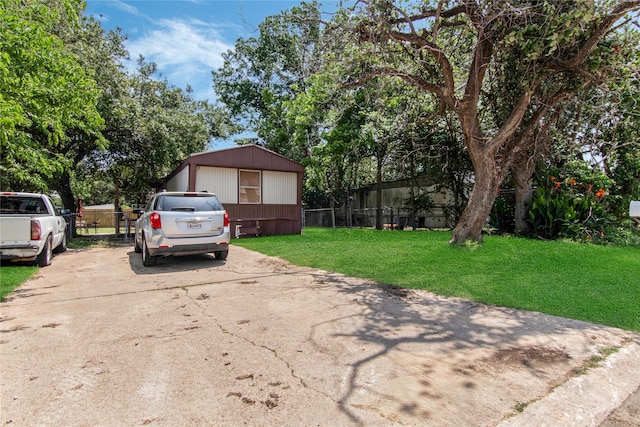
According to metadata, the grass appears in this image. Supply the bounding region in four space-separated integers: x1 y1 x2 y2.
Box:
2 228 638 331
571 346 621 376
0 264 38 301
232 228 640 332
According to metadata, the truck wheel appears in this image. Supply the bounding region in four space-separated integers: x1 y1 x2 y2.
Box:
53 233 67 253
142 237 156 266
37 236 53 267
214 250 228 260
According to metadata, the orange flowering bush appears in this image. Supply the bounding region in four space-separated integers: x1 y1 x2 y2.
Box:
529 163 613 241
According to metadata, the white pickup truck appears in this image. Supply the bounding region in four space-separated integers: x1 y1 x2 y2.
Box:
0 192 68 266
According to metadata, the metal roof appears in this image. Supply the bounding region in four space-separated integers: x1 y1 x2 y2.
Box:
167 145 304 182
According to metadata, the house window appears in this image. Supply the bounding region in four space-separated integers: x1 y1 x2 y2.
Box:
239 170 261 204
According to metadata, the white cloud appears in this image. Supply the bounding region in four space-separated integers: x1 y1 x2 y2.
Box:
125 18 234 101
112 0 142 17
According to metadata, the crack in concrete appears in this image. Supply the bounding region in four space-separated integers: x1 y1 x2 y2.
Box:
183 286 338 404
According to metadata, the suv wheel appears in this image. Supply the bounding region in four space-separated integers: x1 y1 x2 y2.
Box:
142 236 157 266
134 236 142 253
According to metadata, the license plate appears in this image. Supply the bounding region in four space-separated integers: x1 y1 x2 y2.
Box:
188 223 202 229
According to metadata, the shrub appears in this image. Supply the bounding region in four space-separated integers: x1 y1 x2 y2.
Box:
529 164 614 241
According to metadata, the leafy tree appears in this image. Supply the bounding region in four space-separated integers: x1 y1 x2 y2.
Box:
287 71 375 210
52 15 129 212
524 25 640 234
342 0 640 243
0 0 104 191
83 58 234 209
2 0 237 222
286 12 474 228
578 37 640 219
212 1 323 161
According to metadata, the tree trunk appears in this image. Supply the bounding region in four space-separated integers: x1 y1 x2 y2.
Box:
57 172 76 212
449 151 502 244
55 172 79 237
114 176 121 235
512 161 535 235
375 154 383 230
409 149 417 231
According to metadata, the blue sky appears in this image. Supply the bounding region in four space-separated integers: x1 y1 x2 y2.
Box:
85 1 335 103
84 1 337 148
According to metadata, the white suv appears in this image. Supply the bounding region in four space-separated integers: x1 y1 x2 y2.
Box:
134 191 230 266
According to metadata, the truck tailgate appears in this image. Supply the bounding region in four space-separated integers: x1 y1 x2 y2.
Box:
0 216 31 244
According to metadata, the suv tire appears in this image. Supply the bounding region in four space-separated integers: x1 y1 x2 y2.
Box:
142 236 157 266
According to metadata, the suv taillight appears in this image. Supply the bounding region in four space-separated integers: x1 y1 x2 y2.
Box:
150 212 162 229
31 219 41 240
224 211 229 227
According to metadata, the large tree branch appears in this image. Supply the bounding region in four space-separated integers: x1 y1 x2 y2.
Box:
554 0 640 70
343 67 445 99
386 30 456 101
503 78 593 166
461 2 495 118
488 88 534 151
387 3 467 25
521 89 577 140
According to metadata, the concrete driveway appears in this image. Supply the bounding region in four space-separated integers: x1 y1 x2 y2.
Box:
1 245 639 426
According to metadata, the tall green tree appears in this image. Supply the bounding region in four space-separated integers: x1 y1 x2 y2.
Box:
539 30 640 221
212 1 323 161
53 15 128 211
0 0 104 191
344 0 640 243
83 58 234 208
287 13 473 227
286 69 376 210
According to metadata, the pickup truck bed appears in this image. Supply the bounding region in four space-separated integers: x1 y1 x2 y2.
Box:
0 192 68 266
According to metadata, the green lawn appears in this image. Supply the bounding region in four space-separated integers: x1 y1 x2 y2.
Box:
2 229 637 331
0 265 38 301
232 228 640 332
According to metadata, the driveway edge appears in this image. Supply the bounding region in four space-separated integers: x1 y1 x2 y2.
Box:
497 339 640 427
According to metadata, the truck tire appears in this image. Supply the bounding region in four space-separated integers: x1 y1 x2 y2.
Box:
53 233 67 253
37 235 53 267
214 250 228 260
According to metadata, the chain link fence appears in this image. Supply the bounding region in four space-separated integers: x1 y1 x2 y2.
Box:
303 207 454 230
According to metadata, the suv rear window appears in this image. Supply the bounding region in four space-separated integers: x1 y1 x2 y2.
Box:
157 195 223 212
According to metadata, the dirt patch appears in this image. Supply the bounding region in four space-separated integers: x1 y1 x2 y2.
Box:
380 283 415 299
600 386 640 427
483 345 572 369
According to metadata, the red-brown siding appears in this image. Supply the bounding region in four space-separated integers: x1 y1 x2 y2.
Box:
226 204 302 238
